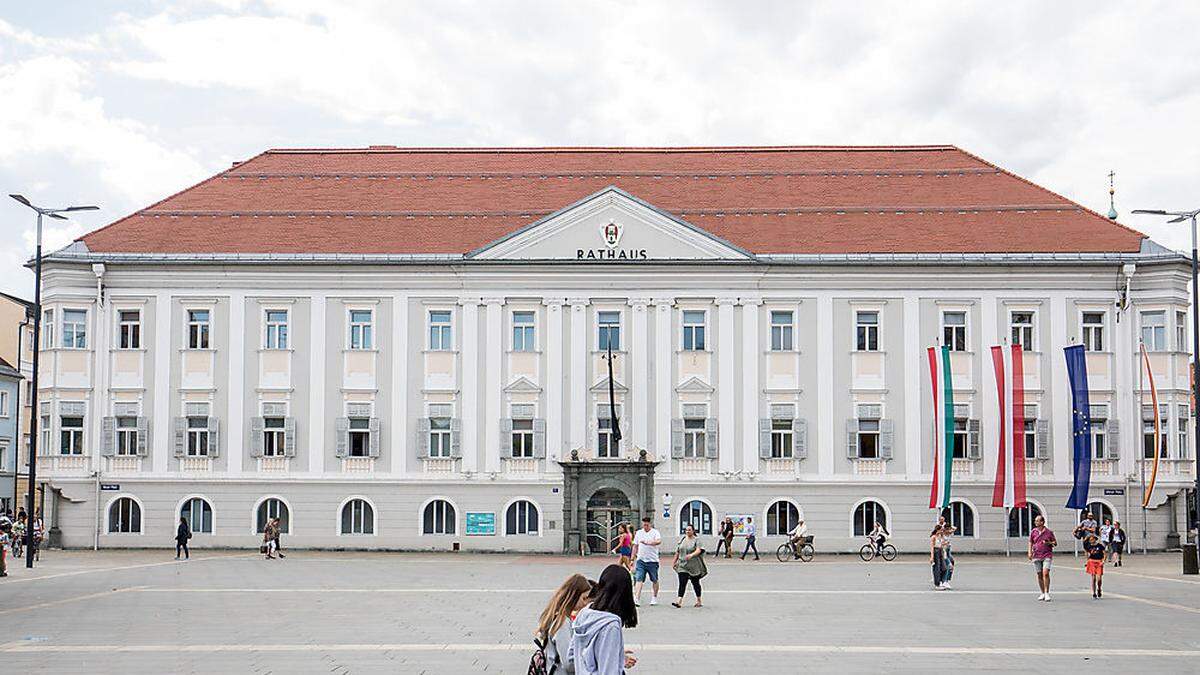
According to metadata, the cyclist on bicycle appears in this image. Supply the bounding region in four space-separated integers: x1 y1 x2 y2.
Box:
868 521 889 554
787 519 809 558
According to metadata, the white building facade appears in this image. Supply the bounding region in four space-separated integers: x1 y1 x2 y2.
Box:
32 146 1196 553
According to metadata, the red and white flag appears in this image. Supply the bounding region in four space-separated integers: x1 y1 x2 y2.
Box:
991 345 1027 508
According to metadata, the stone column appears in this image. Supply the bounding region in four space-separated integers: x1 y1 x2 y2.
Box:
544 298 565 462
740 297 762 474
459 298 481 473
716 297 738 474
653 298 675 464
629 298 651 454
483 297 505 474
568 298 589 453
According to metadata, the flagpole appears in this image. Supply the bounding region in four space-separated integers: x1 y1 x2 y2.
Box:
1138 339 1148 556
1004 507 1010 557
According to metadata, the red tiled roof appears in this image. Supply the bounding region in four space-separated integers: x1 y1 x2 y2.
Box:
78 146 1146 255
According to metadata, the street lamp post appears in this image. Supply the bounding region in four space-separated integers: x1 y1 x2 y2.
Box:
1132 207 1200 572
8 194 98 568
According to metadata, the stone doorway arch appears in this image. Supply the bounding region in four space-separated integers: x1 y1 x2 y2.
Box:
560 458 658 553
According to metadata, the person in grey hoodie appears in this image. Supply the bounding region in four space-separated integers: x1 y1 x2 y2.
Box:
570 564 638 674
536 573 594 674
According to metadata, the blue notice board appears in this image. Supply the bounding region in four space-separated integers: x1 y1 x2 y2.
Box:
466 512 496 536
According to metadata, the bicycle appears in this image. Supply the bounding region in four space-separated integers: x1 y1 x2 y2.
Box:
775 535 815 563
859 537 897 562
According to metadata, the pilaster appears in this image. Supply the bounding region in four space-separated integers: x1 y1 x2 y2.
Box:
460 298 482 473
740 297 762 473
483 297 505 473
716 297 737 474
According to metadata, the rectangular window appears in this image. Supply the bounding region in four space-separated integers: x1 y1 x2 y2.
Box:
263 416 286 457
1143 420 1169 459
1091 419 1107 460
349 309 374 350
1179 404 1190 459
347 417 370 457
856 311 879 352
511 419 534 458
598 311 620 351
942 311 967 351
118 310 141 349
428 310 452 351
597 405 621 458
1081 312 1104 352
187 310 210 349
512 311 535 352
770 311 793 351
1141 311 1166 351
857 419 880 458
62 309 87 349
951 417 969 459
1024 419 1037 460
264 310 289 350
187 414 210 457
41 309 54 349
0 391 7 417
682 310 706 351
116 416 139 456
60 416 84 455
771 418 793 459
41 413 51 456
1010 311 1035 350
1177 310 1188 351
683 417 706 458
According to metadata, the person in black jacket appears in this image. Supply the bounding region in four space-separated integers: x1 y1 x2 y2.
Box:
175 516 192 560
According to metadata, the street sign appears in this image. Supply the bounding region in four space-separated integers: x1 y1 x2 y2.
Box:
1104 488 1125 496
100 483 120 491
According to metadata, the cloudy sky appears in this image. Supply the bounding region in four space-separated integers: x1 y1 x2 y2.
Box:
2 1 1199 297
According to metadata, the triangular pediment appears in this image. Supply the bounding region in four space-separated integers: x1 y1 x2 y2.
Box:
469 186 754 261
589 376 628 394
503 376 543 393
675 376 714 393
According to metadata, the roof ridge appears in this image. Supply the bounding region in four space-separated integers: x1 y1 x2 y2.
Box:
951 145 1148 240
262 144 961 154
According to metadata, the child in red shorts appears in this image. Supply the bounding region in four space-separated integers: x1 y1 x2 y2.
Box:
1084 534 1105 598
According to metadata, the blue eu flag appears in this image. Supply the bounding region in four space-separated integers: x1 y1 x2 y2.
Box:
1064 345 1092 509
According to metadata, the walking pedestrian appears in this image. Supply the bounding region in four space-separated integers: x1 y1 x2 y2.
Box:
11 514 25 559
714 517 735 559
1110 521 1126 566
0 521 10 578
631 516 662 606
1028 514 1057 602
671 524 706 608
930 523 948 590
1084 533 1106 598
569 564 637 675
175 516 191 560
740 516 759 560
534 573 594 674
262 520 277 559
271 517 285 558
611 523 632 572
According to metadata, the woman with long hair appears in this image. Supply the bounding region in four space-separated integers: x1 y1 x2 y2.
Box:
571 564 638 674
611 523 633 572
535 574 594 674
671 523 706 608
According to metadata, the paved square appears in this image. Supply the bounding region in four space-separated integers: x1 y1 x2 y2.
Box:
1 550 1198 673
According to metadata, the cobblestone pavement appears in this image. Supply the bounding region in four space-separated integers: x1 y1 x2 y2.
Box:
1 549 1199 673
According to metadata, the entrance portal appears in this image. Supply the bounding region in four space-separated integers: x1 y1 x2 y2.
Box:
586 488 632 553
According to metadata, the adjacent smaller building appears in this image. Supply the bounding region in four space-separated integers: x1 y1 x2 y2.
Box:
0 356 22 513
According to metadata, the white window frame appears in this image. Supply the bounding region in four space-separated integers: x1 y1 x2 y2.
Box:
511 310 536 352
769 310 794 351
263 415 286 457
503 497 541 537
944 500 978 538
1080 310 1105 352
60 413 85 456
178 495 215 535
770 404 794 459
105 494 144 535
682 403 707 459
338 496 377 536
1090 405 1108 460
186 309 211 350
348 308 374 350
117 309 142 350
428 309 453 351
253 496 292 535
597 310 622 351
186 411 210 457
116 415 139 456
1176 310 1188 351
62 308 87 349
1179 404 1191 459
428 403 453 458
682 310 707 351
941 310 968 352
41 308 55 349
264 309 289 350
0 390 8 418
420 496 457 535
1140 310 1167 351
855 310 880 352
511 418 535 458
597 404 622 458
1009 310 1036 351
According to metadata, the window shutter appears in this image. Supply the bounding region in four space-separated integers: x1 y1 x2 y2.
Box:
500 418 513 456
758 419 773 459
416 418 430 458
101 416 116 457
670 419 684 458
1106 419 1120 460
967 419 982 460
368 417 381 457
793 419 808 459
704 418 719 458
846 419 859 458
533 418 546 458
1035 419 1050 459
207 417 220 457
334 417 349 458
450 418 462 458
283 417 297 457
880 419 894 459
249 417 265 458
173 417 186 457
136 417 149 456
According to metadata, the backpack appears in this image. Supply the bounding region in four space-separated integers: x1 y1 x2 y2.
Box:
527 637 550 675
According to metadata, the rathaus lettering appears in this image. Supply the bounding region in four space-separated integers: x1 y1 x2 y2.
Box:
576 248 649 260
